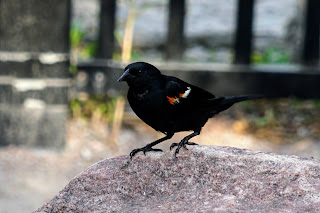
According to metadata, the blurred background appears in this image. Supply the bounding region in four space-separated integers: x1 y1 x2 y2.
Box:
1 0 320 212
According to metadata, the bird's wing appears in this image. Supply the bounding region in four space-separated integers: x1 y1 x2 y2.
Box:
165 80 191 105
164 76 216 107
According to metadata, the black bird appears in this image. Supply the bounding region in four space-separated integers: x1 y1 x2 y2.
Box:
118 62 261 159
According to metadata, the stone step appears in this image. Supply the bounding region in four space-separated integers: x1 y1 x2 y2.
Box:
0 104 67 148
0 78 70 105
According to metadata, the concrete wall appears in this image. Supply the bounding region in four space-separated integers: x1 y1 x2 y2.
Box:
0 0 71 148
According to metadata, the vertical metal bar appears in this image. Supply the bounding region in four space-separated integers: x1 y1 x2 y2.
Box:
233 0 255 65
166 0 185 60
97 0 116 59
302 0 320 66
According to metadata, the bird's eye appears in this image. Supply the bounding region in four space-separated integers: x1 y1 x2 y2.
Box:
137 70 143 75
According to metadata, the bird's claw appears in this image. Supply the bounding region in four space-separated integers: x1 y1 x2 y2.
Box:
170 141 198 150
169 143 179 150
130 146 163 160
170 141 198 157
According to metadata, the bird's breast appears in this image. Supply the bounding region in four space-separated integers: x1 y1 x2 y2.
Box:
128 89 170 131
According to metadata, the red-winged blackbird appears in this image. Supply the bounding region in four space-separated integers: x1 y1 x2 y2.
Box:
118 62 261 159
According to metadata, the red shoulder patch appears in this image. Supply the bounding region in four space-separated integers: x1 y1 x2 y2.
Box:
167 87 191 105
167 96 179 105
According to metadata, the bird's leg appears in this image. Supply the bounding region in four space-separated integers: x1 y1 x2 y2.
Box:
170 130 200 157
130 133 174 159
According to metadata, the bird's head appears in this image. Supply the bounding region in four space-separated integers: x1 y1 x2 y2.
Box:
117 62 163 87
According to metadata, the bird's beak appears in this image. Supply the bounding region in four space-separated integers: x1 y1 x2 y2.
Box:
117 69 130 82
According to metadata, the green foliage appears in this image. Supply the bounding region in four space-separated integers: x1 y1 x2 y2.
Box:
253 117 268 127
69 64 78 75
254 109 277 128
70 23 98 59
70 95 122 123
70 24 85 48
238 99 320 140
80 42 98 58
313 99 320 108
113 49 143 61
252 47 290 64
130 49 143 60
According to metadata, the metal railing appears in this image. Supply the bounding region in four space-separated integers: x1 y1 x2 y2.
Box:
76 0 320 98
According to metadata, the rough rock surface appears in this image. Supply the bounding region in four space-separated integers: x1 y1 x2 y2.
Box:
35 146 320 212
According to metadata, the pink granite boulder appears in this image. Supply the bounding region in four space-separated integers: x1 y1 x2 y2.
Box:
35 146 320 212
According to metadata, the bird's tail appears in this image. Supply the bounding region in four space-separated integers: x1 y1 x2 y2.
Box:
220 94 263 106
207 94 263 116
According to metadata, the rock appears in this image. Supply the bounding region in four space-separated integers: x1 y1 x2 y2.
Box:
35 146 320 212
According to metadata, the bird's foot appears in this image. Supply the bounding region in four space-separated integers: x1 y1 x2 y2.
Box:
170 141 198 157
129 146 163 160
169 141 198 150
